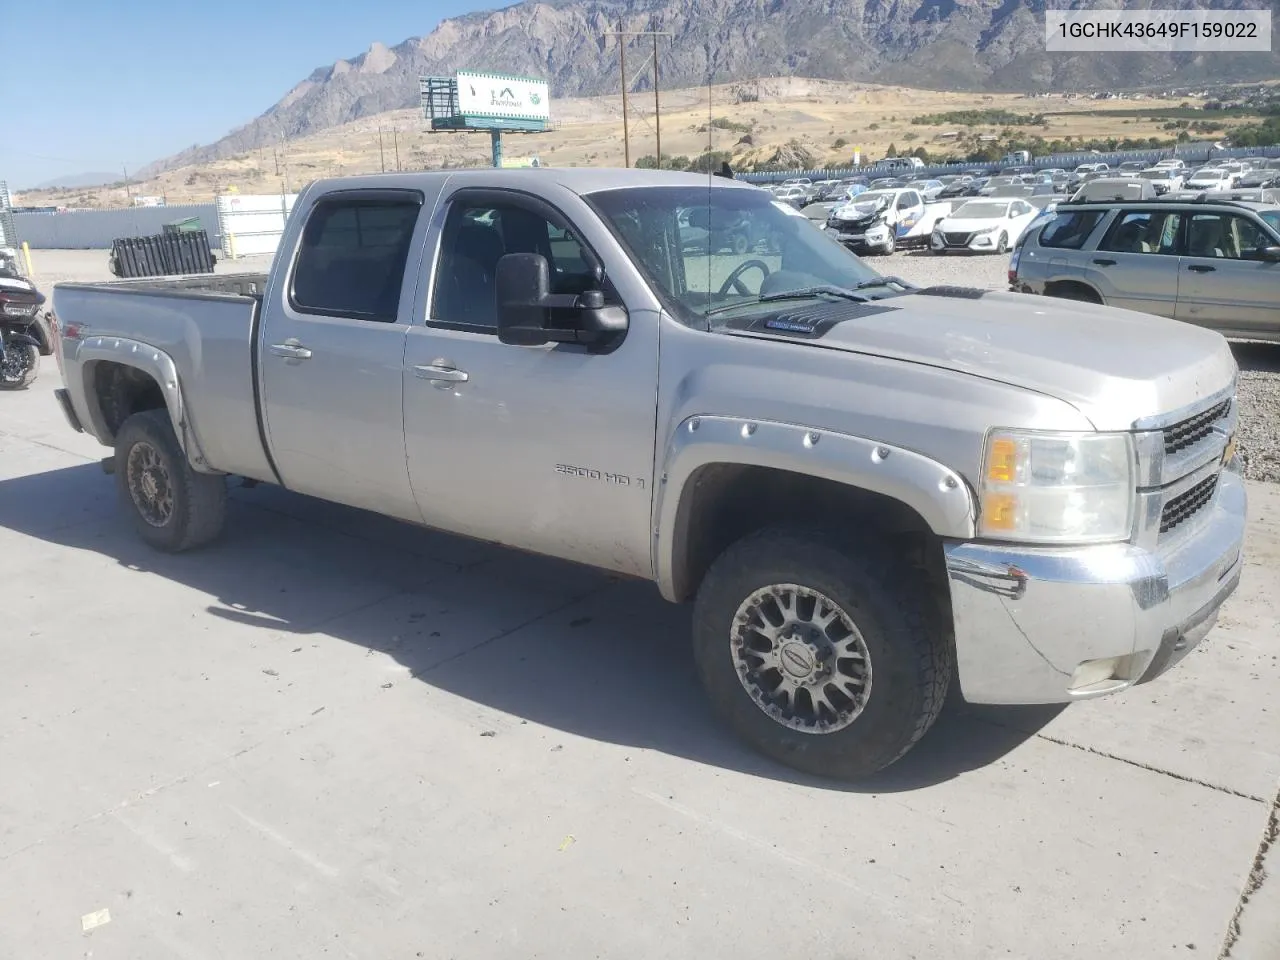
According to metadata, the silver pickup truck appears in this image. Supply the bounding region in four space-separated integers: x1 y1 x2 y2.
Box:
49 169 1247 780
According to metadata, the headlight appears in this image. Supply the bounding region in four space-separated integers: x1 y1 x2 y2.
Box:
978 429 1134 544
973 226 997 236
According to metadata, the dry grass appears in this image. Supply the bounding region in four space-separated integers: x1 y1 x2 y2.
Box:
18 77 1240 207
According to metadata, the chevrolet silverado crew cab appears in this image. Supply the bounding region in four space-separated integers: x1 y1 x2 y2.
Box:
50 169 1247 781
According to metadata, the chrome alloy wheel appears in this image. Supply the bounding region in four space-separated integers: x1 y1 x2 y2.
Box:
127 441 175 527
729 584 873 734
0 342 36 383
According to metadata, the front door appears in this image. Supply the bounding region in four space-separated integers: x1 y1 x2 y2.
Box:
1176 211 1280 338
258 189 424 521
401 188 659 576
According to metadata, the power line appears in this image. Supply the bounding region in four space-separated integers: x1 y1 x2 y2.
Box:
601 27 672 167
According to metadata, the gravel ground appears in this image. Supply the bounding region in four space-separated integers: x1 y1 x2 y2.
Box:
883 248 1280 484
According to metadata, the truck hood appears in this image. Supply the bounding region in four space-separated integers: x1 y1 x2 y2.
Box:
772 289 1236 430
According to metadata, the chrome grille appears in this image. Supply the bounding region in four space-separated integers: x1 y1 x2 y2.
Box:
1164 399 1231 455
1160 473 1218 533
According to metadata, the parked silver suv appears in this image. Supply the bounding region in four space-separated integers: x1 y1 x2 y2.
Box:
1010 198 1280 341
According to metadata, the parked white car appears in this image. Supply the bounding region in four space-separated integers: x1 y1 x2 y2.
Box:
1185 168 1235 191
930 197 1040 254
1152 158 1187 171
1137 168 1184 195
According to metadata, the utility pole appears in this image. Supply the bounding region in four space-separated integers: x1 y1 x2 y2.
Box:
279 132 292 194
392 127 401 170
653 32 662 164
601 26 671 168
618 21 630 167
378 123 386 172
122 164 132 203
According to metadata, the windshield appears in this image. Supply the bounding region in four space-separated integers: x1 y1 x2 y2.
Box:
1138 171 1166 180
1191 170 1224 180
587 185 883 328
952 201 1011 219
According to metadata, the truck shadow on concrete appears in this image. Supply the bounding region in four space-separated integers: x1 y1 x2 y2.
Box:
1 461 1063 793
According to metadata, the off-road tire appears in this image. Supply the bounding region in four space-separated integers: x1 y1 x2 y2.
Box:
692 526 952 780
114 409 227 552
0 343 39 389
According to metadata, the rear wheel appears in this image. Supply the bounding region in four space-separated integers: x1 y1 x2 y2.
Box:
692 527 952 780
1047 282 1103 304
115 409 227 552
0 342 38 389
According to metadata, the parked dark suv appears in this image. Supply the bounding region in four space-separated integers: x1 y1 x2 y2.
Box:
1009 198 1280 341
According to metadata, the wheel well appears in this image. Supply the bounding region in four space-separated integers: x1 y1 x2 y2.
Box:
1044 280 1102 303
92 361 167 439
669 464 945 603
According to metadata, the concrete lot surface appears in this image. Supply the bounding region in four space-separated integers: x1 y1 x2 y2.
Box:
2 255 1279 958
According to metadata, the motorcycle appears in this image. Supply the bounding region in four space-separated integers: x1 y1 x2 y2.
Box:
0 249 52 390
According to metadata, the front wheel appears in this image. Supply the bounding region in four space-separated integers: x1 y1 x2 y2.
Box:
996 232 1009 254
114 409 228 552
880 232 896 255
692 527 952 780
0 342 39 389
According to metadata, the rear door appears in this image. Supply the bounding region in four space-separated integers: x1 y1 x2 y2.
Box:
258 188 426 521
1176 211 1280 338
1080 208 1182 318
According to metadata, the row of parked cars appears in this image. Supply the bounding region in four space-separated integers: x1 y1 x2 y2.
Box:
764 156 1280 258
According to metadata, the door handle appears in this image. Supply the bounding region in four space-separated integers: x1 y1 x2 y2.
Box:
1187 264 1216 273
1092 258 1116 267
269 340 313 360
414 363 469 383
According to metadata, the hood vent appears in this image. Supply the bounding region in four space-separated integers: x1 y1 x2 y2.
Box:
725 300 900 340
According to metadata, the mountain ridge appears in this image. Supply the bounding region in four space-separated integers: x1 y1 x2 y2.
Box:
139 0 1280 177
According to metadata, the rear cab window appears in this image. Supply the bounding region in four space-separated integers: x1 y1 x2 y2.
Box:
1037 209 1107 249
290 191 424 322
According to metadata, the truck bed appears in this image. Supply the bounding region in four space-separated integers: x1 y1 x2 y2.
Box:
52 273 274 482
58 272 269 298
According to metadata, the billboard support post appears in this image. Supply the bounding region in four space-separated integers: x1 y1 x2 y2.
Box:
490 130 503 169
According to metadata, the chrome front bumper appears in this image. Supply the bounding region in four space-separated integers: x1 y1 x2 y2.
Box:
944 465 1247 705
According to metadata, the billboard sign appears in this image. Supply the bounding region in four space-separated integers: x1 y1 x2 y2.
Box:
456 71 551 121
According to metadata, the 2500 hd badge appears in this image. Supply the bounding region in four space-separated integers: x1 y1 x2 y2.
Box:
555 463 646 489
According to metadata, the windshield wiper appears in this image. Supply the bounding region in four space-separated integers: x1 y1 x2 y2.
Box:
758 284 869 303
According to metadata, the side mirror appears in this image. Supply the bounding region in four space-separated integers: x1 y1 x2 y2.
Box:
495 253 628 348
1258 245 1280 262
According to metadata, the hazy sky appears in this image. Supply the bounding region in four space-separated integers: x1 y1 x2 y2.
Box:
6 0 496 188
